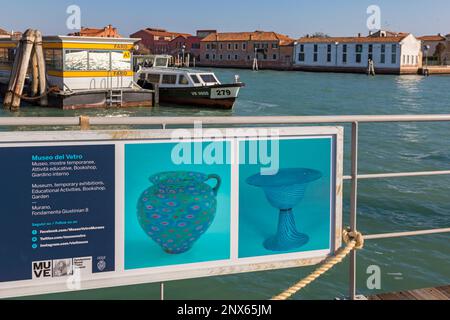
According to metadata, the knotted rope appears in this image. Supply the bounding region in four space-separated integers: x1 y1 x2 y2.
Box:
271 228 364 300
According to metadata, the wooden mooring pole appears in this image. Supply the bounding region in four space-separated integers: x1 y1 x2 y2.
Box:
34 30 48 107
3 29 47 110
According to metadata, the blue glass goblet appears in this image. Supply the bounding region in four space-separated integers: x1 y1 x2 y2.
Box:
246 168 322 251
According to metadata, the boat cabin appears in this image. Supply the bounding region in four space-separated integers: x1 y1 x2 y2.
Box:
137 67 221 88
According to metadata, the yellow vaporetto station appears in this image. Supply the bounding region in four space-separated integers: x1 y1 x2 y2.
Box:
0 35 154 109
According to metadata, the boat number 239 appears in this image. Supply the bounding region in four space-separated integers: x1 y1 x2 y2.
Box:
216 89 232 96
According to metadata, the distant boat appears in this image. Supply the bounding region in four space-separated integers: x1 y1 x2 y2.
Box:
134 55 244 109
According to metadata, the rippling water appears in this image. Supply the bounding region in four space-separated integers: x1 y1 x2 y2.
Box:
2 69 450 300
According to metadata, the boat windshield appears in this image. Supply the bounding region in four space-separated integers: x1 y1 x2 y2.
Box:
154 57 169 68
200 74 218 84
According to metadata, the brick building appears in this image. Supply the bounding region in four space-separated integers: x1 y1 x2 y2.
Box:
68 25 121 38
199 31 295 69
130 28 191 54
169 35 202 60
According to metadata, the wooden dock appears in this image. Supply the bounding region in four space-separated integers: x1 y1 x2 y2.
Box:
368 285 450 300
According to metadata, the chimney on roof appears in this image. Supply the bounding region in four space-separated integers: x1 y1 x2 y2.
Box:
369 30 373 36
306 34 309 38
358 33 361 37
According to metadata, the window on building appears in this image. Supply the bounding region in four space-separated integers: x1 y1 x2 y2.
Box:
355 44 363 63
206 44 211 50
342 44 347 63
228 43 232 50
272 43 279 49
391 45 397 64
235 43 239 50
273 54 277 60
313 44 318 62
380 44 386 64
65 50 88 70
212 54 216 60
205 53 210 60
243 43 247 50
178 75 189 85
190 74 201 84
146 74 161 83
220 43 223 50
368 44 373 60
327 44 332 62
162 74 177 84
191 43 200 49
247 55 251 60
235 54 238 60
254 43 260 49
298 44 305 62
219 55 223 60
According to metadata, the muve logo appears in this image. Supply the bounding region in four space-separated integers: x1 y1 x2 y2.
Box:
32 260 52 279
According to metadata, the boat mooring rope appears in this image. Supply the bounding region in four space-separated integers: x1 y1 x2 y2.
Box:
6 86 60 101
271 228 364 300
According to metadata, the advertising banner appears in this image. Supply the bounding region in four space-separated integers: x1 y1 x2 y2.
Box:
0 126 343 298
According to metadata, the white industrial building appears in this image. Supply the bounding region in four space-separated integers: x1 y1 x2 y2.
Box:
293 33 422 74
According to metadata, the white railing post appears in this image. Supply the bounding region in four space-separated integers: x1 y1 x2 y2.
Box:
349 121 359 300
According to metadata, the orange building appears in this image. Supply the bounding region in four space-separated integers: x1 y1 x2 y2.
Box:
199 31 295 69
68 25 121 38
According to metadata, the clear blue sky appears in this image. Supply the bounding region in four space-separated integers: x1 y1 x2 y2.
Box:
1 0 449 38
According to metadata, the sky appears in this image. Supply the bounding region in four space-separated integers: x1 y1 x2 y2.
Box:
1 0 449 39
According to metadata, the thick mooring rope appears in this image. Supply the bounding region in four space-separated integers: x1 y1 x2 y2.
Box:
6 86 60 101
271 229 364 300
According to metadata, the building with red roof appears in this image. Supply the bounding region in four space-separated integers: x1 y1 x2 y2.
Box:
198 30 295 69
68 25 121 38
293 32 422 74
130 28 192 55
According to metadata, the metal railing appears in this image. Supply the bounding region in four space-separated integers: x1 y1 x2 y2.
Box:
1 114 450 300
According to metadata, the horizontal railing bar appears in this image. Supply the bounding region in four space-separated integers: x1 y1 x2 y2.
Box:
0 117 80 126
364 228 450 240
1 114 450 127
343 170 450 180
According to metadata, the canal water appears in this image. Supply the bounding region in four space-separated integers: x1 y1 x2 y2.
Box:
1 69 449 299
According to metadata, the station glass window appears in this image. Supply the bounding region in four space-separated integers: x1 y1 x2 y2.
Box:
88 51 110 70
162 74 177 84
65 50 88 70
0 48 16 67
178 75 189 85
111 51 131 70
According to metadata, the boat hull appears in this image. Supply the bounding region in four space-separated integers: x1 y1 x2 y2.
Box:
141 82 243 109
